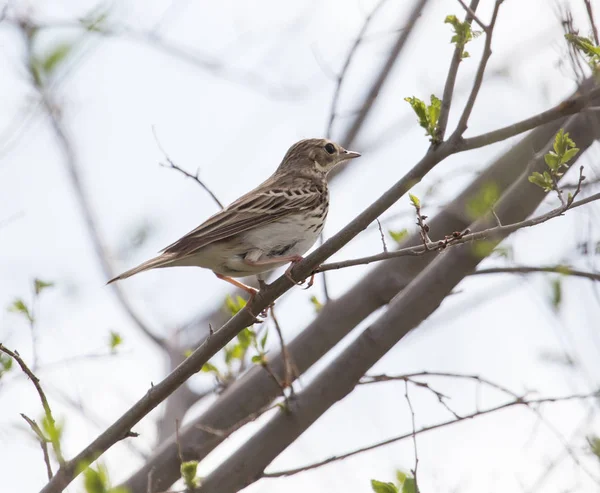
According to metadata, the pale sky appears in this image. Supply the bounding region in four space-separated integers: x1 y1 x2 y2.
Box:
1 0 600 492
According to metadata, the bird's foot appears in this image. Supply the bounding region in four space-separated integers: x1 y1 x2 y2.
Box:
284 255 307 287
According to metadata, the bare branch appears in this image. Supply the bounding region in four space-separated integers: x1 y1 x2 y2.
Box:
470 265 600 281
326 0 389 138
316 191 600 273
152 126 224 210
456 0 487 31
262 391 600 478
459 86 600 151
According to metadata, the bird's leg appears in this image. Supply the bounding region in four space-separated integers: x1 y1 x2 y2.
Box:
243 255 312 288
214 273 268 320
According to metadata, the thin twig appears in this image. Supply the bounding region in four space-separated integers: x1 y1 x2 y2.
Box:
404 381 419 491
270 306 295 391
435 0 480 143
456 0 487 31
262 391 600 478
21 414 53 480
376 218 388 252
194 402 278 439
152 126 224 210
470 265 600 281
584 0 599 45
0 344 64 465
459 86 600 151
326 0 389 138
315 191 600 273
452 0 503 138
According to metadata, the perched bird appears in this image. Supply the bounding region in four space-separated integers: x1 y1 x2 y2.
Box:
108 138 360 302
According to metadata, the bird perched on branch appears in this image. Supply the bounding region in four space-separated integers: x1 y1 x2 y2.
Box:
108 138 360 303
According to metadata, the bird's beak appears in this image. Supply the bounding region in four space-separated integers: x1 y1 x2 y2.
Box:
341 148 361 159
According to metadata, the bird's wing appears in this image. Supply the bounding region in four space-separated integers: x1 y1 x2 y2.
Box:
160 178 325 257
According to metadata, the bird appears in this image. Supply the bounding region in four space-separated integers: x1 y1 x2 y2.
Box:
108 138 361 303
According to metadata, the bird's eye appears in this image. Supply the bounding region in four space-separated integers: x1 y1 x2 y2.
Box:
324 143 336 154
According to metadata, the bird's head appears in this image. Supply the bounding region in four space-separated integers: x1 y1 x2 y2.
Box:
276 138 361 176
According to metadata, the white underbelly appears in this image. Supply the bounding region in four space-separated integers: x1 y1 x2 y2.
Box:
195 214 324 277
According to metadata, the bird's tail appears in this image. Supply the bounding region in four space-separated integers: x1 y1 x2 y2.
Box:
107 254 175 284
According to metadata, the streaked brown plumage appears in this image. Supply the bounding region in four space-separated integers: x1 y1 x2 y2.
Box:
108 138 360 298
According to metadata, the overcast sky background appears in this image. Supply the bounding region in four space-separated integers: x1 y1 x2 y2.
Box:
2 0 600 492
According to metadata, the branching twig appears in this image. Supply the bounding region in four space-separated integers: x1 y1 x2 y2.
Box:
452 0 503 138
0 344 64 465
458 86 600 151
435 0 480 142
315 190 600 273
325 0 389 138
152 127 224 210
262 391 600 478
21 414 53 480
456 0 487 31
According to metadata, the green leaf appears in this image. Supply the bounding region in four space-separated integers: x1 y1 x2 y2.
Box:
560 147 579 165
237 327 254 349
444 14 480 59
183 348 193 358
83 466 109 493
41 42 72 76
428 94 441 130
550 278 562 312
389 229 409 244
0 353 13 378
396 470 407 485
8 298 33 323
528 172 553 192
224 295 246 316
466 182 500 219
555 265 572 275
402 477 417 493
201 362 219 374
404 96 428 130
309 295 323 313
251 354 264 364
180 460 198 489
404 95 442 141
79 6 110 32
589 435 600 460
34 278 54 295
371 479 399 493
408 193 420 208
544 152 560 171
41 414 63 446
471 240 496 258
108 331 123 352
260 330 269 350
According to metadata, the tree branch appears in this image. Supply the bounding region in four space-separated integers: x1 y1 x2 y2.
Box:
452 0 503 138
470 265 600 281
0 344 64 466
261 391 600 478
435 0 480 142
316 190 600 273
